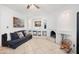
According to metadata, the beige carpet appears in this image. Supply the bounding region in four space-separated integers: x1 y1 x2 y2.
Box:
0 36 66 54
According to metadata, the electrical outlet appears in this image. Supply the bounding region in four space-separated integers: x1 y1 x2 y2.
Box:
73 44 75 47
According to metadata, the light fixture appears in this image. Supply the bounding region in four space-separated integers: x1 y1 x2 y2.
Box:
27 4 40 9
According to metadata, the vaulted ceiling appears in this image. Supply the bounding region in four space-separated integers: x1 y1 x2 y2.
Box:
2 4 79 14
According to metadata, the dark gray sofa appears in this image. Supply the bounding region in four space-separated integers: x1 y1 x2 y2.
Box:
7 30 32 49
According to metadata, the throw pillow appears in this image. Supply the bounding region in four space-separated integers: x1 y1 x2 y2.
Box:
17 32 24 39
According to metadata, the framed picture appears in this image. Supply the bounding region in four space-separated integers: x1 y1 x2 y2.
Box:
34 21 41 27
13 17 24 28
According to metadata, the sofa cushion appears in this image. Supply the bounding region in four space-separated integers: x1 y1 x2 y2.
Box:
7 39 21 45
17 32 24 39
26 34 32 39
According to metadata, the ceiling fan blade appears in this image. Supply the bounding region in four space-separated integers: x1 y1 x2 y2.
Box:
34 4 40 9
27 5 30 9
27 4 32 9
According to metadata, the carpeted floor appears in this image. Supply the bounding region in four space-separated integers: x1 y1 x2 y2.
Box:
0 36 66 54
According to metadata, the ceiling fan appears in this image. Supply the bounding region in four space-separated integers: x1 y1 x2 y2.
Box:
27 4 40 9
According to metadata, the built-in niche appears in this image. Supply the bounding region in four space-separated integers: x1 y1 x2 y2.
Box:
33 18 42 29
33 31 37 36
43 19 47 29
37 31 41 36
32 18 47 29
42 31 47 36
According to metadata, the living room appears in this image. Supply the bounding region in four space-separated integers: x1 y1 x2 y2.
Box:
0 4 77 54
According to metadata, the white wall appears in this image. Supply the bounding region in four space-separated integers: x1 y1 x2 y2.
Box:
0 5 27 46
0 7 1 46
55 5 77 53
26 10 57 36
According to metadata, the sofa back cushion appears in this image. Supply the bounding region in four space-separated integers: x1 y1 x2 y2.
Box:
10 33 19 40
10 30 27 40
23 30 27 37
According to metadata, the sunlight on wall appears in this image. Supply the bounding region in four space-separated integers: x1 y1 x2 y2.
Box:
57 10 73 33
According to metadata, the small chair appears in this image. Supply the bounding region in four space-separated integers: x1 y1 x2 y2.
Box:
60 39 72 53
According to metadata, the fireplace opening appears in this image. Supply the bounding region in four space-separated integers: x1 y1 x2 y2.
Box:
50 31 56 38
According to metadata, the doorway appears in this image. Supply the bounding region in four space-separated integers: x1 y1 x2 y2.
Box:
77 12 79 54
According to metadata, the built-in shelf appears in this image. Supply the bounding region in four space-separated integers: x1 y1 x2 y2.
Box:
27 30 47 36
